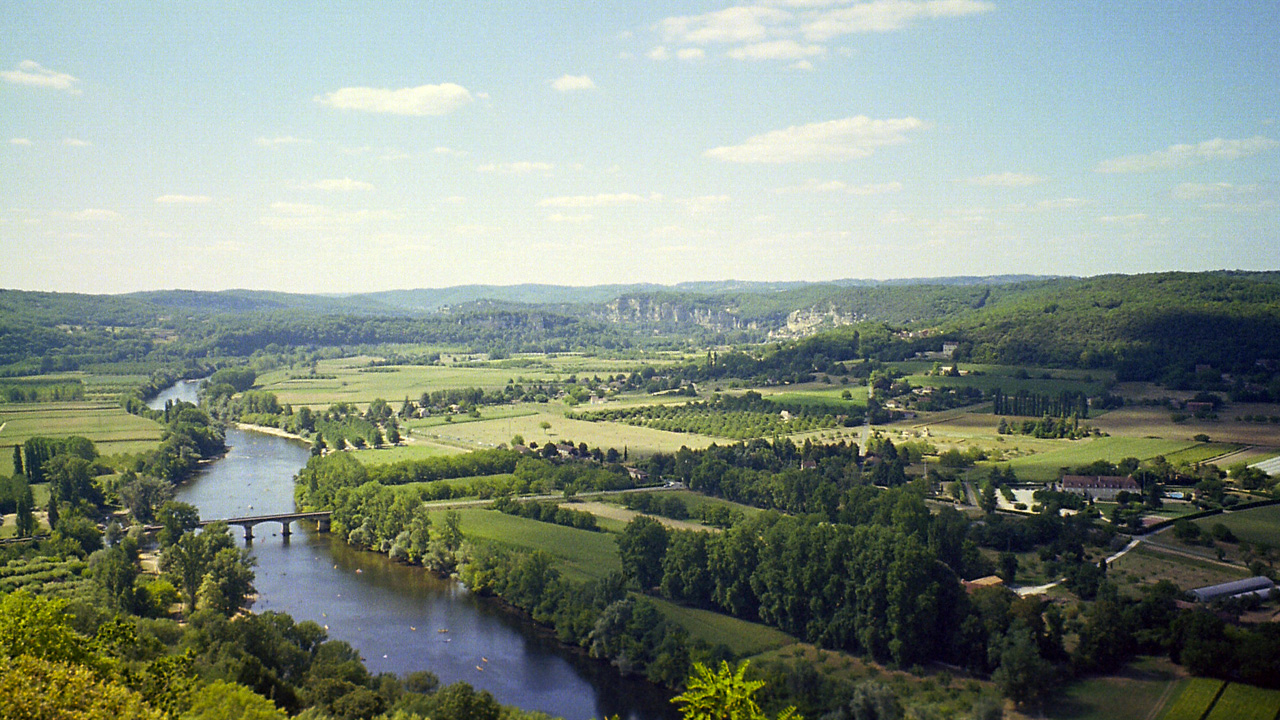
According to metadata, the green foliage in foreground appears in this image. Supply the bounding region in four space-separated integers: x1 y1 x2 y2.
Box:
673 661 798 720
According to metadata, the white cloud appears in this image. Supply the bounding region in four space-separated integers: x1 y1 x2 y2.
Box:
260 202 390 231
155 194 213 204
545 213 595 224
662 6 790 45
799 0 995 41
1172 182 1273 211
677 48 706 60
705 115 925 163
269 202 327 215
728 39 826 60
551 74 596 92
1 60 81 94
778 179 903 195
538 193 652 208
655 1 993 61
433 146 467 157
340 145 409 160
966 172 1046 187
476 161 554 175
315 83 473 116
677 195 732 214
70 208 121 221
1099 213 1148 224
256 135 310 146
63 138 90 147
311 178 375 192
1096 136 1279 173
648 46 671 61
789 60 816 71
1171 182 1258 201
9 138 33 146
1034 197 1087 210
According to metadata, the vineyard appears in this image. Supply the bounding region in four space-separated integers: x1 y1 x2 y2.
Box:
0 555 90 597
570 391 854 440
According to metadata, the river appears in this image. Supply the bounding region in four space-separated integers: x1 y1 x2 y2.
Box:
152 380 676 720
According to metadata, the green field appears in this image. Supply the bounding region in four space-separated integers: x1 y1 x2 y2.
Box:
1204 683 1280 720
441 508 621 582
1158 677 1226 720
646 596 795 657
0 401 165 473
1049 657 1185 720
425 408 714 459
760 384 869 408
350 442 465 465
1194 504 1280 548
1004 437 1196 482
896 362 1111 397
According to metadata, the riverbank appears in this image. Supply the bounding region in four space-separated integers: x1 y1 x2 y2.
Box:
233 421 310 444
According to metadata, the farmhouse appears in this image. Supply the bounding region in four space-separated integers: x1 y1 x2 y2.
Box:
962 576 1005 593
1187 576 1277 603
1057 474 1140 501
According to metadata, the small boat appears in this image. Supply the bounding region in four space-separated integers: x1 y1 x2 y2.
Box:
410 626 416 631
475 666 483 672
438 628 449 633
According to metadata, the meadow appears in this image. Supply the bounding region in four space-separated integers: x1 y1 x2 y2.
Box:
437 507 622 583
1046 657 1184 720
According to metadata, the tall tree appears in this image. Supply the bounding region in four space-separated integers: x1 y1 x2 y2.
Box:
618 516 669 589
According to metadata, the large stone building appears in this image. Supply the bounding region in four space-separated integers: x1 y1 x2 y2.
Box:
1057 474 1140 501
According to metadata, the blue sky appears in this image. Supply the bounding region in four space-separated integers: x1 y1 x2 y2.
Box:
2 2 1277 293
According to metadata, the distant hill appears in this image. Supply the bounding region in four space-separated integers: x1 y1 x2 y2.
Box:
4 272 1278 383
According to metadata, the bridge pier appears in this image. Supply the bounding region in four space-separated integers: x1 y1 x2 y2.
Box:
317 517 330 533
280 521 291 537
242 523 254 543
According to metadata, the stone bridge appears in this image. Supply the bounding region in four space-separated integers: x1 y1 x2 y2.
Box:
200 511 331 542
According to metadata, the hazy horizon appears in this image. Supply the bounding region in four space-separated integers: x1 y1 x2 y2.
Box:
3 3 1277 294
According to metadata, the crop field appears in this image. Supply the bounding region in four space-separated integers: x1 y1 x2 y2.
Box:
1193 504 1280 547
645 596 795 657
1204 683 1280 720
440 508 621 582
1108 544 1250 593
1160 443 1245 465
0 401 164 473
1157 677 1226 720
1093 405 1280 446
420 410 713 458
1004 437 1195 482
255 353 683 409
